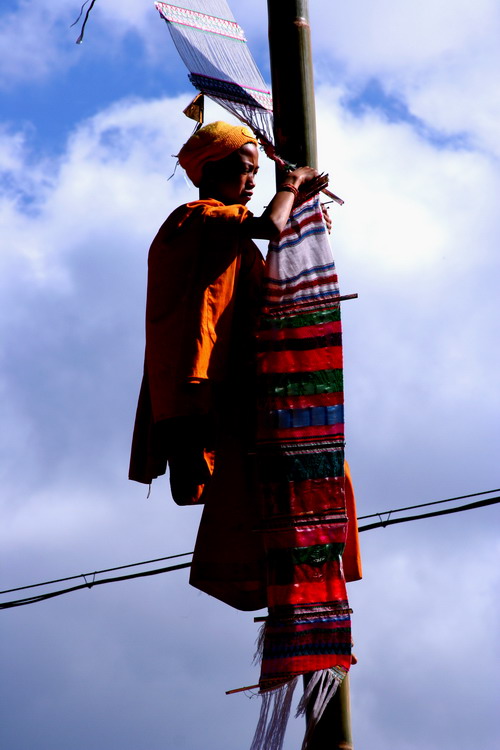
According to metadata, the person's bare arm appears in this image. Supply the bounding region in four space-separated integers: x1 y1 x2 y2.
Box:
243 167 329 240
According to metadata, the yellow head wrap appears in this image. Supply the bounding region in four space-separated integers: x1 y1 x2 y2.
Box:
178 121 258 187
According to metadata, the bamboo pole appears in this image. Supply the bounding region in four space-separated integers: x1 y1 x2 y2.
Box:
267 0 317 169
267 2 354 748
305 675 354 750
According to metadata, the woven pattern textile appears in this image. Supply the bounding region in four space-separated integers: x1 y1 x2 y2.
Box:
155 1 274 143
255 196 351 693
156 2 247 41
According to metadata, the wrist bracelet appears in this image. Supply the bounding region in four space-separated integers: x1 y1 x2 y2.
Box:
279 183 299 199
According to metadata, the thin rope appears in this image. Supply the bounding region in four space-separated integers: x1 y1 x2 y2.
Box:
71 0 98 44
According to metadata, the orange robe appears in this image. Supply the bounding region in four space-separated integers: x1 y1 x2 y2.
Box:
129 199 264 489
129 198 361 611
344 461 363 582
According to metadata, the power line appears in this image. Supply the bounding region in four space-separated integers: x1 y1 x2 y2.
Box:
357 487 500 520
357 495 499 532
0 561 192 611
1 490 498 611
0 551 194 595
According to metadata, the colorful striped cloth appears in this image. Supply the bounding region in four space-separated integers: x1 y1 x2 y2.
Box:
252 196 351 750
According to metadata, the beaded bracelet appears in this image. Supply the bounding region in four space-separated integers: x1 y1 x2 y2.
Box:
279 183 299 199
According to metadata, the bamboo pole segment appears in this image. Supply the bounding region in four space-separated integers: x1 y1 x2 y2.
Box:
267 2 354 748
267 0 318 169
305 674 354 750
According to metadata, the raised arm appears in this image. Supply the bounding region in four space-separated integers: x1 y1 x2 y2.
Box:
243 167 329 240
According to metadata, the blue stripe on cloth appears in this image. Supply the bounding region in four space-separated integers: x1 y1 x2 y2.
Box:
264 261 336 286
263 642 352 658
275 405 344 429
292 615 351 625
290 202 319 220
272 227 325 253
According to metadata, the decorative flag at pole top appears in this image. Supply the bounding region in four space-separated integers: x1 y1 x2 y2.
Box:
155 1 274 145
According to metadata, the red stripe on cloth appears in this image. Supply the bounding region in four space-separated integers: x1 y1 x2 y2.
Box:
260 476 345 517
268 392 344 410
265 272 339 299
260 653 351 682
267 573 348 607
269 423 344 441
258 346 343 373
268 560 347 591
262 522 348 550
278 211 319 241
257 320 342 341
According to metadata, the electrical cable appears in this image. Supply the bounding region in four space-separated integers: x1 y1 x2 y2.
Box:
0 561 192 611
357 487 500 520
1 491 498 611
357 495 499 531
0 551 194 595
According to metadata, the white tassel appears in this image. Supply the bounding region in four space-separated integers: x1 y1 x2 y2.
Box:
252 623 266 666
296 668 346 750
249 678 298 750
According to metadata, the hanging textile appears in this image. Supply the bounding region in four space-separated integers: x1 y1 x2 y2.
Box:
252 195 351 750
155 1 274 145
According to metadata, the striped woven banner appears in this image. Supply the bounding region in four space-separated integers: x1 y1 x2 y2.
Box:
155 1 274 142
255 196 351 696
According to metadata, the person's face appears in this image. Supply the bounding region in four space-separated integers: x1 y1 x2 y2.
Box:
204 142 259 205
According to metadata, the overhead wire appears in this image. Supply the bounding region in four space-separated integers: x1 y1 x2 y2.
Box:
357 487 500 520
0 551 194 595
357 495 499 532
0 560 192 611
1 489 499 610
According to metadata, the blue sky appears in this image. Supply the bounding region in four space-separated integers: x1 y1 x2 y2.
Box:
1 2 499 750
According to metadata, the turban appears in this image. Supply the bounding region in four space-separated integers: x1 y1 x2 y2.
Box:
178 121 258 187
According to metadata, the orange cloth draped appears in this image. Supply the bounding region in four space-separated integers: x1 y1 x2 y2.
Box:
344 461 362 582
129 199 264 487
145 199 263 421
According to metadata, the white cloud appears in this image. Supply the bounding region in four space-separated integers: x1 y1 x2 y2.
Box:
311 1 500 156
0 0 76 86
314 87 500 472
349 535 500 750
311 0 497 74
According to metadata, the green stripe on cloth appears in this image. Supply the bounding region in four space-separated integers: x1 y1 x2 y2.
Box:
257 368 344 397
259 307 341 330
258 450 344 483
269 542 345 569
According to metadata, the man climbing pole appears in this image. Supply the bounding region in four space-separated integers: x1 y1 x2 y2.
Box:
129 120 324 496
130 3 362 749
129 117 361 750
129 121 327 611
75 2 361 748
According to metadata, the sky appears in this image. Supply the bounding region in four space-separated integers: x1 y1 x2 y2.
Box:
1 1 499 749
